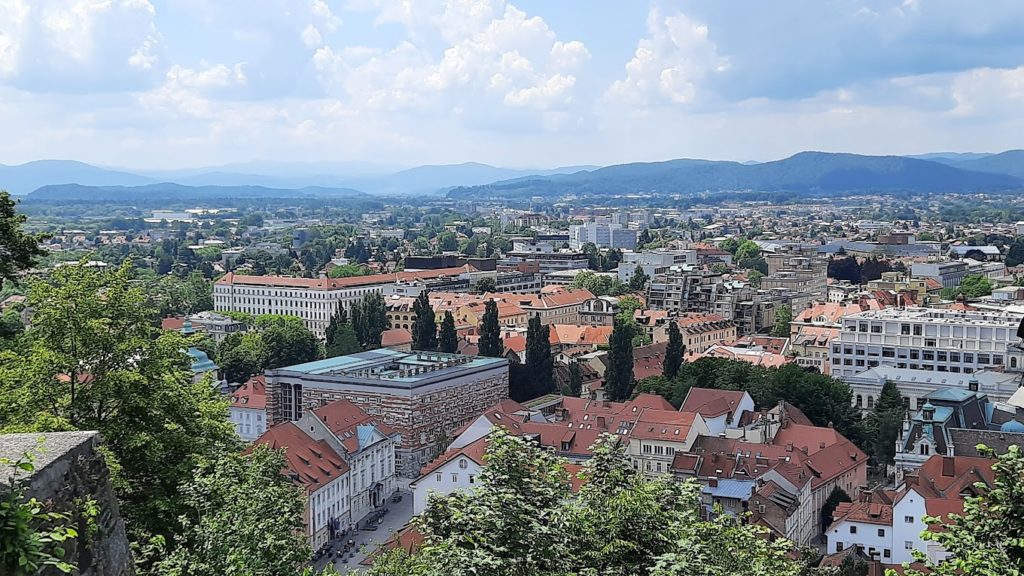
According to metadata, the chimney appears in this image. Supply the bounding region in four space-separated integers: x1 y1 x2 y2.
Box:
941 456 956 478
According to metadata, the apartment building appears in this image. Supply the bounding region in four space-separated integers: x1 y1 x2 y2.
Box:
910 261 969 289
830 308 1024 380
617 250 697 284
213 266 477 338
264 348 509 477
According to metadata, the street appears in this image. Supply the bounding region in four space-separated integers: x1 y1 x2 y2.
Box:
312 484 415 574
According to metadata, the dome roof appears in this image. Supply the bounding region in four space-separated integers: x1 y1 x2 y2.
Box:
1001 420 1024 433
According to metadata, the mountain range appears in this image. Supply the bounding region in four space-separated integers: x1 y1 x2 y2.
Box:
1 160 597 197
447 151 1024 199
4 151 1023 201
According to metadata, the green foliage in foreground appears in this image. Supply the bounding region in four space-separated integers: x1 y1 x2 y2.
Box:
897 444 1024 576
366 429 809 576
0 452 81 575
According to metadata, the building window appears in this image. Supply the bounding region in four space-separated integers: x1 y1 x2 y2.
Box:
884 549 891 559
878 529 885 537
836 542 844 552
451 473 458 483
758 505 766 514
905 516 914 523
850 526 857 534
435 473 441 482
459 459 468 469
905 541 913 550
469 475 475 484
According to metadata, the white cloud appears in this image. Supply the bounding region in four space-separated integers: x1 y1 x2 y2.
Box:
319 1 589 115
605 7 727 108
0 0 163 91
139 62 248 118
948 66 1024 118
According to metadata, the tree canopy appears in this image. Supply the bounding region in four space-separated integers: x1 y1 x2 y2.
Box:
0 191 48 286
477 299 502 357
368 429 809 576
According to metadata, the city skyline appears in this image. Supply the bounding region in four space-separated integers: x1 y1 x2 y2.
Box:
2 0 1024 169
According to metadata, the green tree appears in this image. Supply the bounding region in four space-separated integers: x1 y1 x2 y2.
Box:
327 263 371 278
477 300 502 357
734 239 761 262
325 303 360 358
629 266 650 291
0 261 239 568
439 311 458 354
900 444 1024 576
605 317 635 401
820 486 852 534
368 430 807 576
257 315 320 369
155 446 310 576
565 361 582 397
772 304 793 338
351 292 390 350
864 380 905 469
524 314 554 399
664 321 684 380
0 191 48 286
960 274 994 298
475 276 497 294
719 237 740 255
218 332 265 383
412 290 438 351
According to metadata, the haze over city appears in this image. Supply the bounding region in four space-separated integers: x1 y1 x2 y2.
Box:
4 2 1024 576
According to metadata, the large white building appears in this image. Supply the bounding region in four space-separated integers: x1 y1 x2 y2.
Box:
569 222 638 250
213 266 476 338
830 308 1024 381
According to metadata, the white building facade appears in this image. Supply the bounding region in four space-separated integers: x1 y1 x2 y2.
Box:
830 308 1024 381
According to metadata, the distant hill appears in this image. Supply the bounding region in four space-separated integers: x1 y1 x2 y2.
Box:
950 150 1024 179
907 152 994 165
0 160 154 195
341 162 600 195
448 152 1022 199
25 183 366 203
1 159 598 197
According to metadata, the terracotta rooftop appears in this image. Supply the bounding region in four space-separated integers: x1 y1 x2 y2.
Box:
230 375 266 410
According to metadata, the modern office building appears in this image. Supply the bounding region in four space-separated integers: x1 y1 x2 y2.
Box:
264 349 509 477
830 308 1024 380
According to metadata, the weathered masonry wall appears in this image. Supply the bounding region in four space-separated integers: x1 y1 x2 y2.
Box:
0 431 134 576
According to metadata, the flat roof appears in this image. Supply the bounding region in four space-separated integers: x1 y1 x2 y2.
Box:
268 348 507 386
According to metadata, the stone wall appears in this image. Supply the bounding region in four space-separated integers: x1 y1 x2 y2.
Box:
0 431 134 576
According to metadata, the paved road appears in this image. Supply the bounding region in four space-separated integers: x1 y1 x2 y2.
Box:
312 485 414 574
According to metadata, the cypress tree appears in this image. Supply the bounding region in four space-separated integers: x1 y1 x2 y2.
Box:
412 290 438 351
325 303 360 357
605 317 635 401
439 310 458 354
663 321 684 379
566 361 583 397
478 299 502 357
525 314 554 397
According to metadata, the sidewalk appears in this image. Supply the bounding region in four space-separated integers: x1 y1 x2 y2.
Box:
312 486 415 574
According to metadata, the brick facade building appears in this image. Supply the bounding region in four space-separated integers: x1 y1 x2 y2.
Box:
265 348 509 477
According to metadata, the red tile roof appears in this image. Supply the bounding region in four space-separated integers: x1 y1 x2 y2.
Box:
217 266 477 290
230 375 266 410
680 388 748 418
251 422 349 493
312 399 396 454
380 328 413 347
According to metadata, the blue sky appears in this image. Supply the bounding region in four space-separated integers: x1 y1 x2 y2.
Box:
1 0 1024 169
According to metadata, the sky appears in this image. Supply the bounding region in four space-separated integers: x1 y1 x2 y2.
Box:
1 0 1024 170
